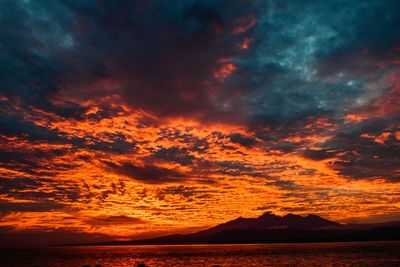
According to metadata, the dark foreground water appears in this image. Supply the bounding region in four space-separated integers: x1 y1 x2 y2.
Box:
1 241 400 267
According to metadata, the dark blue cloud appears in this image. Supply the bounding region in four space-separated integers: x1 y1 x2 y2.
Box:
0 0 86 119
235 0 400 125
0 0 265 122
2 0 399 125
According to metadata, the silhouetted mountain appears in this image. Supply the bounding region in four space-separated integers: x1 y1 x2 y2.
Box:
76 213 400 246
196 213 341 237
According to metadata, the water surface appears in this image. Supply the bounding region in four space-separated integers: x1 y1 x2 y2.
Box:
1 241 400 266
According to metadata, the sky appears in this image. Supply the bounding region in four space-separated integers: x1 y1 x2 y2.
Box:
1 0 400 245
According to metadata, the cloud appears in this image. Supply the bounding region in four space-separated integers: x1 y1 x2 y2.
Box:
153 147 195 165
104 161 188 183
0 115 64 143
229 133 257 147
216 160 254 176
0 0 265 124
2 0 400 129
2 0 400 127
302 116 400 181
0 201 66 215
266 179 303 191
84 215 146 226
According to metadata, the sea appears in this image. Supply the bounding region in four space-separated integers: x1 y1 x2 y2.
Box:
1 241 399 267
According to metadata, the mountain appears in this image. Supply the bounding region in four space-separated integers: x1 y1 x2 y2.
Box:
76 213 400 246
196 212 341 236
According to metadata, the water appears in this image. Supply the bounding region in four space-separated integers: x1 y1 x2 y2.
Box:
1 241 400 267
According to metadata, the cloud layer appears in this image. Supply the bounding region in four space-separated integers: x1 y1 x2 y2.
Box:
0 0 399 243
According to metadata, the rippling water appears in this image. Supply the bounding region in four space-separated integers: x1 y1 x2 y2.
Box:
1 241 400 267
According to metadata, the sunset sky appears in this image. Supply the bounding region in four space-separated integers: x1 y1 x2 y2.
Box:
1 0 400 245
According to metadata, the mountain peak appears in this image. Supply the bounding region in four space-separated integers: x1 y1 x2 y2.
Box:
257 211 280 219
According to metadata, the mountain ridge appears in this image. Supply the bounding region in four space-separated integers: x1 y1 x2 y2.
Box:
194 212 342 237
72 212 400 246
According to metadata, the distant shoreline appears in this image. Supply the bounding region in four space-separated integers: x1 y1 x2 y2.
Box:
64 239 400 247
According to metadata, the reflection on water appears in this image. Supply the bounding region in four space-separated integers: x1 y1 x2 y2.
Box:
1 241 400 267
